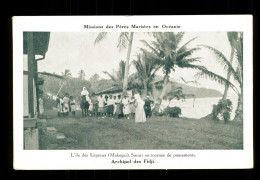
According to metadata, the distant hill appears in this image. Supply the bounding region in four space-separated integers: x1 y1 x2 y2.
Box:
40 73 222 101
174 82 223 98
153 75 222 99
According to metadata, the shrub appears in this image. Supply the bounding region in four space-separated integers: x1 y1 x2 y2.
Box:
165 106 182 117
212 99 233 123
43 93 57 110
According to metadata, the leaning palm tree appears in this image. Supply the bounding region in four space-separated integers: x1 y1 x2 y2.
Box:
132 52 161 97
222 32 239 100
95 32 134 95
141 32 202 99
196 32 243 120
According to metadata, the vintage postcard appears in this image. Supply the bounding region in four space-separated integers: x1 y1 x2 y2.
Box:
13 15 253 169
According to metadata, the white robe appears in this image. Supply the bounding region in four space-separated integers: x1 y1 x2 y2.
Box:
134 94 146 123
122 98 130 115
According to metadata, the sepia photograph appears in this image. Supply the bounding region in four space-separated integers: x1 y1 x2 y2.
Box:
14 16 253 169
23 31 244 150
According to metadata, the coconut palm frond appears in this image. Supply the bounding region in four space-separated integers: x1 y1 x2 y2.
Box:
94 32 109 45
140 48 162 64
178 57 201 66
175 32 185 45
103 71 118 83
178 37 199 53
117 32 129 51
227 32 239 47
194 66 240 95
133 59 146 79
176 47 201 62
200 45 242 86
140 40 161 57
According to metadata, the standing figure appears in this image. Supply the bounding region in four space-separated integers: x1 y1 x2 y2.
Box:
38 95 44 116
80 95 89 117
134 94 146 123
69 96 76 117
129 96 136 119
97 95 104 118
56 96 62 117
91 95 98 116
144 96 154 118
113 96 117 117
63 94 70 118
122 95 130 119
86 95 92 116
80 87 90 117
115 95 123 118
59 95 64 118
107 95 114 117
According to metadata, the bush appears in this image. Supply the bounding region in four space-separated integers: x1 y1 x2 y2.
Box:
165 106 182 117
43 93 57 110
212 99 232 123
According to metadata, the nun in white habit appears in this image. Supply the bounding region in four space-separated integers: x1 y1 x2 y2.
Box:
134 94 146 123
81 87 89 97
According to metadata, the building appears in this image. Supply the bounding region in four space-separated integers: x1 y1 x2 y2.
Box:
23 32 50 149
23 32 50 118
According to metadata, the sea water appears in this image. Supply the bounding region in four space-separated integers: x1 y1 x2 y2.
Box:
168 96 238 120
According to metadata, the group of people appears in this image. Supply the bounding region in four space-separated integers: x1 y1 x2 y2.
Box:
56 87 154 123
94 94 136 119
56 93 77 118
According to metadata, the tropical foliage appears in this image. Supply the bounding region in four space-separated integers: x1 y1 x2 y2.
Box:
95 32 134 94
132 52 160 97
140 32 202 99
212 99 233 123
165 106 182 117
196 32 243 120
62 69 72 78
103 60 126 89
78 69 86 80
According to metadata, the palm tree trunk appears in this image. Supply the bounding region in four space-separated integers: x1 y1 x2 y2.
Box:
223 47 235 100
123 32 134 94
160 74 169 99
143 81 148 98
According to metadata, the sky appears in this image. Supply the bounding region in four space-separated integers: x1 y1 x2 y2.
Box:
25 31 239 96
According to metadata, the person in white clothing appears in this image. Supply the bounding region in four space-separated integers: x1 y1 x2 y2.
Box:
81 87 89 99
134 94 146 123
97 95 104 117
69 96 76 117
63 95 70 117
122 95 130 119
38 96 44 116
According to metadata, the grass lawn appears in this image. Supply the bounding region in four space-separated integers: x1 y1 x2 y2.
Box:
40 110 243 150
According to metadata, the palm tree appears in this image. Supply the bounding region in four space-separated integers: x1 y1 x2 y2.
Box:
222 32 237 100
78 69 86 80
89 73 100 91
196 32 243 120
132 52 161 97
103 60 126 89
62 69 72 78
95 32 134 95
141 32 202 99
